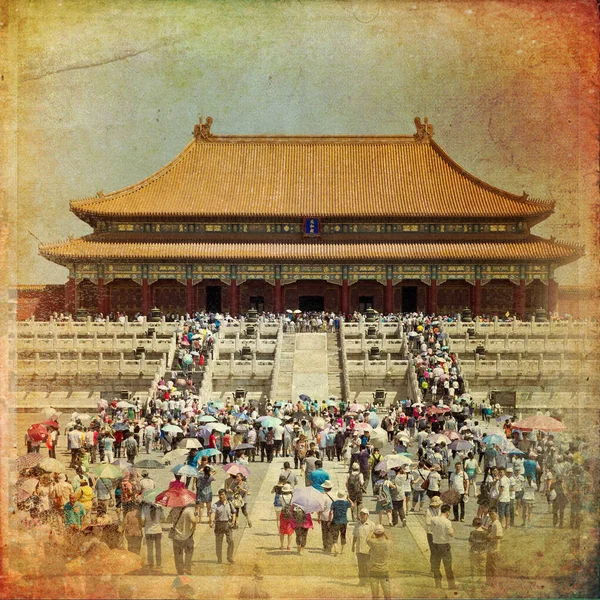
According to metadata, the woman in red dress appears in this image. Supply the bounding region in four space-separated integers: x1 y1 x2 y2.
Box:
278 484 295 550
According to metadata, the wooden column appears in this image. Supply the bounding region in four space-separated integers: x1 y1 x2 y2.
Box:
142 279 151 315
427 280 437 314
97 278 106 315
473 279 482 317
186 279 194 315
519 279 526 319
230 280 239 316
548 279 559 315
341 279 349 315
65 278 77 314
384 279 393 314
274 279 282 314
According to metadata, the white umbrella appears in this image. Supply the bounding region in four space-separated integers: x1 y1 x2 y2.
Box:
161 448 189 463
158 385 168 391
162 424 183 434
210 422 229 434
181 438 202 449
369 427 387 447
116 401 135 409
291 486 326 513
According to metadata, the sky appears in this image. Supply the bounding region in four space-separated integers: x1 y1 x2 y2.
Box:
12 0 600 285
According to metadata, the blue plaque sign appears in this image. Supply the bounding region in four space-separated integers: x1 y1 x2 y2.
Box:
303 218 321 237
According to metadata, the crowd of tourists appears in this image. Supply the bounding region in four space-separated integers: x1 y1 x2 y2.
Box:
12 311 596 598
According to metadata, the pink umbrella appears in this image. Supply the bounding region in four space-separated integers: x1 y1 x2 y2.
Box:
355 422 373 432
155 487 196 508
222 463 250 477
512 415 567 432
349 403 366 412
442 430 462 441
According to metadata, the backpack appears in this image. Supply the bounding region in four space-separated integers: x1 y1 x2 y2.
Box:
292 504 306 524
375 482 391 504
347 473 362 499
281 500 292 520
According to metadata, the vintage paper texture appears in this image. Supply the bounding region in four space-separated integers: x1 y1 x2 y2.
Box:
1 0 599 598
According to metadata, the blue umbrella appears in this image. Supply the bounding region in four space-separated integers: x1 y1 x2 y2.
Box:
196 448 221 458
482 433 506 446
112 423 130 431
299 394 312 402
171 464 199 477
258 417 281 428
449 440 474 452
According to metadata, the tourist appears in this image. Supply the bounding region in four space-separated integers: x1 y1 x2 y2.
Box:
388 468 406 528
171 501 198 574
278 484 294 550
366 525 392 600
195 465 215 523
486 509 503 584
210 488 236 564
232 473 252 528
468 517 488 580
426 464 442 498
123 506 143 555
353 508 376 586
464 451 480 497
330 490 353 556
141 501 164 571
63 492 86 531
279 461 298 487
309 460 330 492
521 474 537 527
318 480 334 553
346 463 364 521
373 473 393 526
102 431 115 463
424 496 443 573
449 463 469 522
292 503 313 555
430 503 456 590
550 477 569 528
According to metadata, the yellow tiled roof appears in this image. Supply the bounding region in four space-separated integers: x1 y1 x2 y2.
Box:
70 134 553 221
40 236 580 264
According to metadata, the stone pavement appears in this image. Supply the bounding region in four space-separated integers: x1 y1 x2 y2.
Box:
291 334 329 402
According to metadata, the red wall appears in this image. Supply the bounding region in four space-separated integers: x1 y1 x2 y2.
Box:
17 285 65 320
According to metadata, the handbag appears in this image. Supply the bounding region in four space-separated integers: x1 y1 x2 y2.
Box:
168 507 184 539
419 470 429 490
232 493 244 509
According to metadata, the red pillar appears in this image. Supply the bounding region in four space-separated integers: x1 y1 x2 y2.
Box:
274 279 282 314
341 279 349 315
65 278 77 314
97 278 106 315
230 280 239 316
142 278 151 315
186 279 194 315
427 280 438 315
548 279 558 315
473 279 482 317
384 279 393 314
519 279 526 319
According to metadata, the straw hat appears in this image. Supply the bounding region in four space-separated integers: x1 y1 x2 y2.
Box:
429 496 443 507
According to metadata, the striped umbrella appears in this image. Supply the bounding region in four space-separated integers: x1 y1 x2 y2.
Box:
15 453 43 472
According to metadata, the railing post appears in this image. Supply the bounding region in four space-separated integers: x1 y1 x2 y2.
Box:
363 351 369 377
251 351 257 376
119 352 125 374
98 352 103 374
76 351 82 375
56 352 61 375
140 353 146 373
517 352 522 376
229 354 235 377
152 331 158 352
474 352 480 376
34 352 40 374
538 353 544 377
235 333 240 353
496 353 501 377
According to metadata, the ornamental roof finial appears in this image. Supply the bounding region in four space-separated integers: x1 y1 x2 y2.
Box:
193 115 214 141
414 116 434 142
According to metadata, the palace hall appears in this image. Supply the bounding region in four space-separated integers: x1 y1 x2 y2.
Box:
39 117 581 318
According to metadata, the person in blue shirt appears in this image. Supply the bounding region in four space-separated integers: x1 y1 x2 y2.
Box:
330 491 354 555
523 454 538 482
309 460 330 493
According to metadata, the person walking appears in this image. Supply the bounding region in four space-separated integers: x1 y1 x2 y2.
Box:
123 506 143 555
366 525 392 600
170 501 198 575
430 504 456 590
347 464 364 521
195 465 216 523
317 480 334 553
521 474 537 527
141 502 164 571
486 509 503 585
330 491 353 555
352 508 376 586
210 488 236 564
449 463 469 522
550 477 568 528
278 484 295 550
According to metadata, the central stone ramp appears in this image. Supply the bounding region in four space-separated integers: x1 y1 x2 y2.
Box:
291 333 329 402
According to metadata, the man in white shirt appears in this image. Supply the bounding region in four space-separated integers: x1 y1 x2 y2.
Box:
318 481 334 553
430 504 456 590
497 467 511 529
449 463 469 522
144 423 156 454
274 424 285 457
352 508 375 586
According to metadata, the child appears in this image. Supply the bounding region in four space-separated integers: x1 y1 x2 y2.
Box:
271 475 287 530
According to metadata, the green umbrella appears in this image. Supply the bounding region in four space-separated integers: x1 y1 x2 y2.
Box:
134 459 165 470
91 463 122 479
142 488 167 504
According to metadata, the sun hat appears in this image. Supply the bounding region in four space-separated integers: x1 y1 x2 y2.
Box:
429 496 443 507
337 491 346 499
281 484 293 493
352 463 360 471
374 525 385 535
360 507 370 515
322 480 333 489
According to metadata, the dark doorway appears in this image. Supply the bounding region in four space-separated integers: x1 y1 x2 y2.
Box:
206 286 221 313
358 296 374 312
401 286 418 313
250 295 264 312
299 295 324 312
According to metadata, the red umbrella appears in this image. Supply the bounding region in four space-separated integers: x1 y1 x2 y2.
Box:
155 487 196 508
27 423 48 442
442 430 462 441
42 420 59 429
512 415 567 433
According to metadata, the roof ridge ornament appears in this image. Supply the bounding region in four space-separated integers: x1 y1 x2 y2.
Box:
413 116 434 142
193 115 214 141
